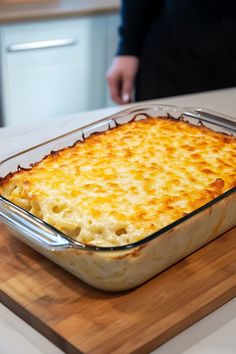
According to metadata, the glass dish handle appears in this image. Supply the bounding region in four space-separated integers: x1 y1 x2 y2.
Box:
184 108 236 131
0 196 84 250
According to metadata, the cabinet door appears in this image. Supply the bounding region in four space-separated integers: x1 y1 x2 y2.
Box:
0 17 107 126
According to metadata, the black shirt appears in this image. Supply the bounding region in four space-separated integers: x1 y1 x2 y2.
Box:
117 0 236 100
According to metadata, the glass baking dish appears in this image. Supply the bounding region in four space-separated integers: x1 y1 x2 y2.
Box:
0 104 235 291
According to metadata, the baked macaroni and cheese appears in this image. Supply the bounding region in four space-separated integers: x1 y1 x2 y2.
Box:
0 117 235 247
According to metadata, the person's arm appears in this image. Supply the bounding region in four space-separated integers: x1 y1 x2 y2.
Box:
107 0 164 104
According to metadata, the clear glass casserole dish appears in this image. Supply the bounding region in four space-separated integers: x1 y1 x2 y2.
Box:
0 104 235 291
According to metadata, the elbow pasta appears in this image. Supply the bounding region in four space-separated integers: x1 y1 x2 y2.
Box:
0 117 235 247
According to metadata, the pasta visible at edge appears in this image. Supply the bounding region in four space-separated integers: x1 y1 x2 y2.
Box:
0 117 235 247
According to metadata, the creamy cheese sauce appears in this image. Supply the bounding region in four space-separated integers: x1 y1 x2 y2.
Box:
1 117 235 246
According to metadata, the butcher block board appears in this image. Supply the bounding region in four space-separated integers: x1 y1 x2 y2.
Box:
0 224 236 354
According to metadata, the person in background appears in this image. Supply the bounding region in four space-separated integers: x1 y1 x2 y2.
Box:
107 0 236 104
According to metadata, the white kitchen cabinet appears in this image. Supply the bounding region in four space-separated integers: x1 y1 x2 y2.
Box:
0 16 109 126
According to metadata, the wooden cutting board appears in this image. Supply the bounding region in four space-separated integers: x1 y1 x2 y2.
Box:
0 224 235 354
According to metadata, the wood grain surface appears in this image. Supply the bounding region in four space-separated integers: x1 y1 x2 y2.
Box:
0 224 235 354
0 0 119 24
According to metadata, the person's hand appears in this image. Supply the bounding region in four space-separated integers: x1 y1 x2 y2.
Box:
106 56 139 104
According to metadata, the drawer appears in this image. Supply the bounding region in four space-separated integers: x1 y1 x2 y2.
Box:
0 16 108 126
2 18 90 47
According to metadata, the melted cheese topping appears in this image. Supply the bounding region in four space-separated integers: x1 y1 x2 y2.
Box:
0 117 235 246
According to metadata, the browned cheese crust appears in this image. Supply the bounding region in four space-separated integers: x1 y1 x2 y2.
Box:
0 117 235 246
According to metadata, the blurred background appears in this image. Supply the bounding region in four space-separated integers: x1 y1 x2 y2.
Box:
0 0 120 127
1 1 235 127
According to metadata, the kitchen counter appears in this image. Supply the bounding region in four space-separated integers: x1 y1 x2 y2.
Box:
0 88 236 354
0 0 120 24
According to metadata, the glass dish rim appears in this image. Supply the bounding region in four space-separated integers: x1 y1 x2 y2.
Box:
0 103 235 252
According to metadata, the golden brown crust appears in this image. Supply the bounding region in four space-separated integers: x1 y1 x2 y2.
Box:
0 116 235 247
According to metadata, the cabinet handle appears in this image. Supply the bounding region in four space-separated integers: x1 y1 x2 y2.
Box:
7 38 78 52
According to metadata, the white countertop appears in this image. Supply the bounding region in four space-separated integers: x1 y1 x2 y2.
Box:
0 88 236 354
